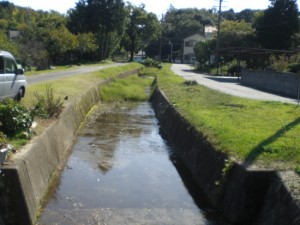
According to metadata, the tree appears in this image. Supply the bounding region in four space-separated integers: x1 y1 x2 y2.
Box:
0 31 18 56
220 20 256 48
44 25 78 65
222 9 236 21
68 0 127 60
194 40 212 70
152 7 216 60
18 27 49 70
255 0 300 50
125 4 160 61
236 9 258 23
75 32 97 61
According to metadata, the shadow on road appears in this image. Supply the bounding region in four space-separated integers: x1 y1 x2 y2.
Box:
207 77 240 84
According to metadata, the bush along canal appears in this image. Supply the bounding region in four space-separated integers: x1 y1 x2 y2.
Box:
38 102 230 225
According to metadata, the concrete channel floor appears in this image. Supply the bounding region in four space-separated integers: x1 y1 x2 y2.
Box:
171 64 299 105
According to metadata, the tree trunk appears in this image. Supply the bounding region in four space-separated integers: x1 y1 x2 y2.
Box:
130 36 135 62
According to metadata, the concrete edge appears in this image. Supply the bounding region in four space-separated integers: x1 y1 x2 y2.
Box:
0 67 142 225
150 87 300 225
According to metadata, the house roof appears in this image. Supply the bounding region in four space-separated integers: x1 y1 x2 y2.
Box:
184 34 205 41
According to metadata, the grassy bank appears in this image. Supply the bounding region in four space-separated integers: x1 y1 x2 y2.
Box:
23 63 142 107
3 63 141 150
153 64 300 173
18 62 300 174
24 61 113 76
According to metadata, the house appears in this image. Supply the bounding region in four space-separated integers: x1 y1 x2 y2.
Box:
182 26 216 64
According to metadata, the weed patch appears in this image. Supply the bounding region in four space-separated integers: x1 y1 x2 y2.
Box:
100 75 154 102
32 84 64 119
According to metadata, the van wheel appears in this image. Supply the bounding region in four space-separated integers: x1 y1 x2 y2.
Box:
14 89 23 102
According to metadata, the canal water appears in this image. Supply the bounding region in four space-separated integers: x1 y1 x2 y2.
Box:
38 102 230 225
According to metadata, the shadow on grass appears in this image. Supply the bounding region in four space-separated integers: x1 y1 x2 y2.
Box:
243 117 300 168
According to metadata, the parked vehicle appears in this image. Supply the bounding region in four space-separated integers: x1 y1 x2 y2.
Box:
0 51 27 101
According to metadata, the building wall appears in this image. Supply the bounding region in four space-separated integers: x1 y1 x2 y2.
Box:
183 34 204 64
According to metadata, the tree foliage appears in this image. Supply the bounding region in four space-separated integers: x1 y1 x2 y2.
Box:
220 20 256 48
125 4 160 61
0 0 299 70
68 0 127 60
255 0 300 49
194 40 212 69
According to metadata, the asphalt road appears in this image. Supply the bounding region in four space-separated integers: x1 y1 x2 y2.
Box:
171 64 299 105
25 63 126 85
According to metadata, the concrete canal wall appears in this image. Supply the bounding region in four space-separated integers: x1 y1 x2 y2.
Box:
150 88 300 225
241 69 300 99
0 68 142 225
0 67 299 225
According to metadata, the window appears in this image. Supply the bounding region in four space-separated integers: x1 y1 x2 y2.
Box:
185 40 196 47
5 58 16 74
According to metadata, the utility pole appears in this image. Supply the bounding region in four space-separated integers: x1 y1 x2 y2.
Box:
169 41 173 62
216 0 222 75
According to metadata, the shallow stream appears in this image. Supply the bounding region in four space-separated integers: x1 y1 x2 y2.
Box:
38 102 229 225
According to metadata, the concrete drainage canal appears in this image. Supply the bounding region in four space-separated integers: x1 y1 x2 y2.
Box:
38 102 230 225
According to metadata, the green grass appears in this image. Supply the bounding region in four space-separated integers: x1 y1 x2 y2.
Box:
22 63 142 107
7 63 142 150
100 75 154 102
24 61 113 76
155 64 300 172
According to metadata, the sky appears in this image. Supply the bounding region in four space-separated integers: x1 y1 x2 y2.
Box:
9 0 300 16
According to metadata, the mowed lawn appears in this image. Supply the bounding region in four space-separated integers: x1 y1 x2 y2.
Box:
155 64 300 173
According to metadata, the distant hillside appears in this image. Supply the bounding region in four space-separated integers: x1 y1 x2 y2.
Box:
0 1 64 31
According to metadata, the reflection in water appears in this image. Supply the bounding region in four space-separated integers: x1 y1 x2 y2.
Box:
38 102 230 225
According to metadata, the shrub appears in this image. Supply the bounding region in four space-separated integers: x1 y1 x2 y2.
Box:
32 84 64 119
269 55 291 72
296 164 300 175
138 67 159 78
183 80 197 86
287 63 300 73
141 58 162 69
0 99 34 136
226 60 246 76
0 132 7 147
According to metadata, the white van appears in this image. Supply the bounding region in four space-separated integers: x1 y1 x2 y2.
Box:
0 50 27 101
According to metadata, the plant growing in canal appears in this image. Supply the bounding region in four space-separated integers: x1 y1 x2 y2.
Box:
100 75 155 102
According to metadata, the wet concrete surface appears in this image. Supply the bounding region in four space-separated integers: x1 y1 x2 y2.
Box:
38 102 230 225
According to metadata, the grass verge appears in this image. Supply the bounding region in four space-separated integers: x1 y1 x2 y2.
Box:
7 63 142 150
22 63 142 107
24 61 113 76
153 64 300 173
